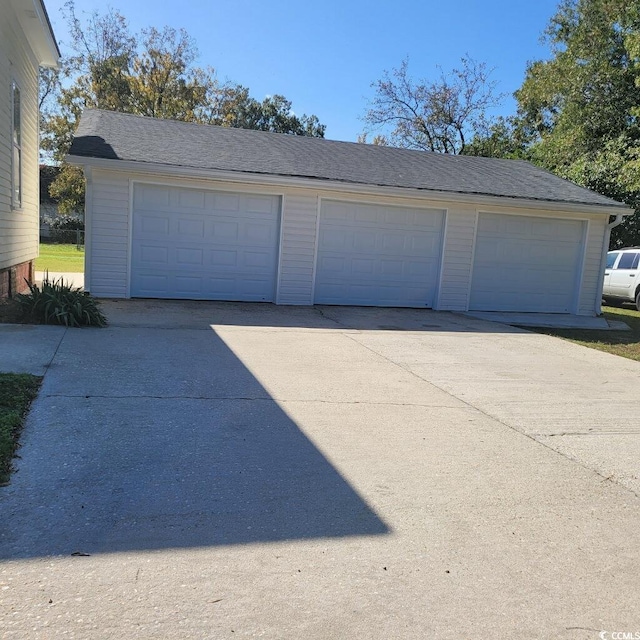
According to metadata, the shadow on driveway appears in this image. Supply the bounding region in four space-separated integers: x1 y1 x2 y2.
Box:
0 322 389 559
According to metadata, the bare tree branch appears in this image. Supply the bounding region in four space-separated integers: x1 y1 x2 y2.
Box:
362 56 505 154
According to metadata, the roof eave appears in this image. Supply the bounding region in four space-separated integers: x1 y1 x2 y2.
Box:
66 154 634 217
11 0 60 67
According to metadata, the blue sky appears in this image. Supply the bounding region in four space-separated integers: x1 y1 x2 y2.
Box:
44 0 561 142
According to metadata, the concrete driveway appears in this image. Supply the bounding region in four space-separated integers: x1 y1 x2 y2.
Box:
1 301 639 639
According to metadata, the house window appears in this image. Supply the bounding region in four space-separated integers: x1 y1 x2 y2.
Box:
11 81 22 208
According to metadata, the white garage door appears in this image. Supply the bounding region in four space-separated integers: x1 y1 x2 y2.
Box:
131 185 280 301
314 201 445 307
469 213 585 312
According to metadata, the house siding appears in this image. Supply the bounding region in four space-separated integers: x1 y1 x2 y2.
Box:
83 167 612 315
0 4 41 281
579 215 607 315
87 169 130 297
437 207 477 310
277 193 318 305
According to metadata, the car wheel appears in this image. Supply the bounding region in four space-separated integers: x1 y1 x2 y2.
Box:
635 290 640 312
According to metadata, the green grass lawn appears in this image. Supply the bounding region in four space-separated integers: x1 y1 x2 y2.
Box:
0 374 41 485
532 305 640 361
35 244 85 273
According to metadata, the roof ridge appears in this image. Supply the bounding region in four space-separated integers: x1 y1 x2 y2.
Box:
86 108 527 167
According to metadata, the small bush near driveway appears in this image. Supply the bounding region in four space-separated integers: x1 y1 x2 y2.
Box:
16 278 107 327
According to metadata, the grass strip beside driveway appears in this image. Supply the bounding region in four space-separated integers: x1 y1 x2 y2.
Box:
531 306 640 361
35 244 84 273
0 374 41 485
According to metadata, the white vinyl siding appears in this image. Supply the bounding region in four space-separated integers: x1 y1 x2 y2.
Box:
277 193 318 304
469 213 585 313
437 207 476 310
579 215 607 314
87 169 130 297
0 6 41 271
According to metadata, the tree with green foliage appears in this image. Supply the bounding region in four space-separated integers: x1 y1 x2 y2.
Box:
466 0 640 247
462 116 529 159
42 2 325 213
205 87 325 136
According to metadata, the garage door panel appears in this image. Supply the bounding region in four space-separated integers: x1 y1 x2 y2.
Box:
470 213 584 313
381 233 406 252
317 282 432 307
135 274 169 295
315 201 444 307
139 244 169 265
353 232 376 251
175 275 202 294
211 193 240 212
245 222 274 242
411 234 440 253
352 258 376 275
210 249 237 267
354 209 379 224
177 218 205 237
176 190 205 209
246 195 278 213
381 260 403 277
211 220 239 240
131 185 280 301
321 230 346 250
244 250 275 268
135 186 170 208
138 214 170 236
176 248 203 266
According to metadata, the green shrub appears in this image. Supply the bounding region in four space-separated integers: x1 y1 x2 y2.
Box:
0 373 41 485
0 410 22 483
48 217 84 244
16 277 107 327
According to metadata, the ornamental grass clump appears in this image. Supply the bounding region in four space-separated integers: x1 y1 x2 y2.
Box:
16 277 107 327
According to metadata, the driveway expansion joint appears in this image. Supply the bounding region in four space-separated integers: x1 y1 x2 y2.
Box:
43 393 470 408
43 327 68 377
343 331 640 501
537 431 640 437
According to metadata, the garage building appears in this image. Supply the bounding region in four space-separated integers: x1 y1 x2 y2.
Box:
68 109 631 315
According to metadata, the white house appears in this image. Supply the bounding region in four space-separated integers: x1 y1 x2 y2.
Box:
0 0 59 298
68 109 632 315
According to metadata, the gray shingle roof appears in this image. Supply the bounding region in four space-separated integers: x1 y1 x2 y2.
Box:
69 109 626 209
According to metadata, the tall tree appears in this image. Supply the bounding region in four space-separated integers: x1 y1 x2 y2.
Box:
462 116 530 159
43 2 325 213
362 57 504 155
503 0 640 246
204 88 325 136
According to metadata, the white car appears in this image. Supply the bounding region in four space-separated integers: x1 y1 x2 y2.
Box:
603 247 640 310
